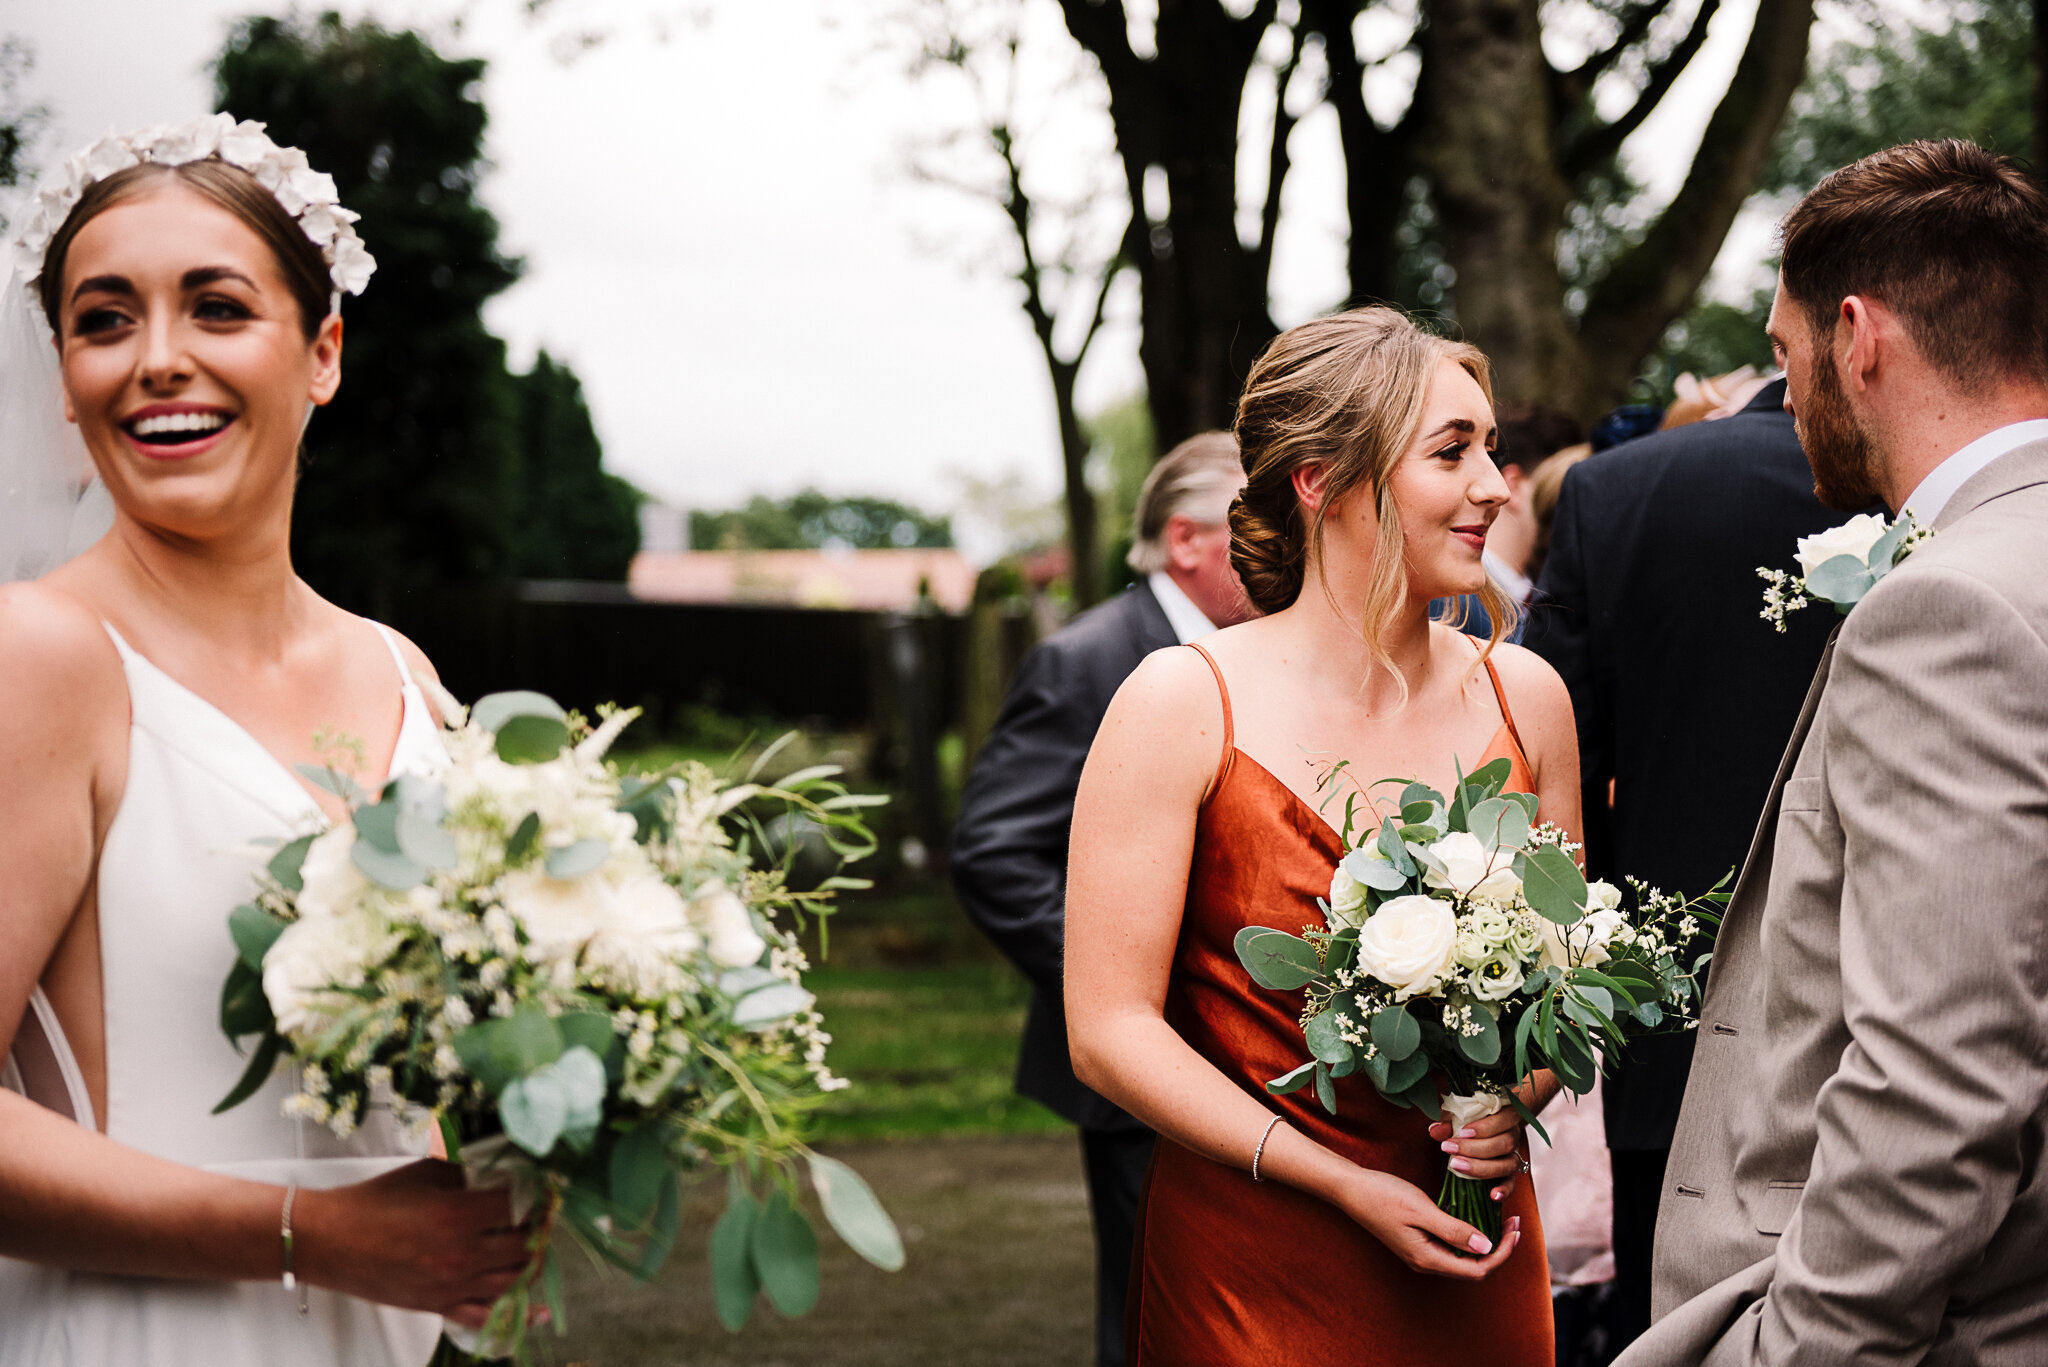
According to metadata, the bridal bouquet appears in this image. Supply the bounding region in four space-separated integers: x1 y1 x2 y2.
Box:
1234 756 1723 1242
1758 509 1931 631
215 691 902 1361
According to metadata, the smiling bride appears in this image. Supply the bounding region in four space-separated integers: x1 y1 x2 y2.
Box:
0 116 529 1366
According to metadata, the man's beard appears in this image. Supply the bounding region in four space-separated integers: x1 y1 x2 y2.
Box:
1798 350 1882 510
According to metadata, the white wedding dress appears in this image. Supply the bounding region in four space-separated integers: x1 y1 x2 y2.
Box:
0 622 446 1367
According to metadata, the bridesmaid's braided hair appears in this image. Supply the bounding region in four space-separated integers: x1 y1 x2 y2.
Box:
1229 307 1512 691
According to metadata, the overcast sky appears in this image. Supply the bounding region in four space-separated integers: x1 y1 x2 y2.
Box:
6 0 1786 537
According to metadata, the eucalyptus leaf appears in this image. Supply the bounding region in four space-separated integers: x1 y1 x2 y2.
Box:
294 763 366 806
353 801 402 855
718 965 782 997
1516 844 1589 924
267 833 315 893
1265 1060 1318 1095
500 1070 569 1156
395 810 458 871
808 1152 905 1271
1632 1000 1665 1028
1375 819 1418 876
1467 796 1529 853
472 690 567 734
228 903 285 972
552 1046 607 1149
218 958 273 1039
1313 1061 1338 1115
498 1007 565 1077
1867 514 1912 572
350 839 425 892
1806 553 1875 606
732 983 816 1028
637 1174 681 1280
1502 791 1539 828
1342 849 1408 892
1371 1007 1421 1061
211 1031 282 1114
544 838 611 878
751 1187 820 1317
505 812 542 865
1304 1010 1353 1065
1384 1049 1429 1093
1456 1005 1502 1066
1233 928 1323 991
711 1178 762 1331
609 1123 672 1223
496 714 572 764
1465 757 1513 798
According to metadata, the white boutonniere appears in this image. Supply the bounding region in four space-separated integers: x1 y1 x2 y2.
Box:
1758 510 1933 632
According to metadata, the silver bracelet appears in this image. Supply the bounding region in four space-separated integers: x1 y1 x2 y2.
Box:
280 1183 308 1315
1251 1115 1286 1182
280 1182 298 1291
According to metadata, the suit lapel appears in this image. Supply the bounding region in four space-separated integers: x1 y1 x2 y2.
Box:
1708 624 1841 975
1130 580 1181 653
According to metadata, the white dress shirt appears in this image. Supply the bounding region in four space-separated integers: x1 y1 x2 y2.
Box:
1482 548 1532 606
1147 571 1218 645
1901 418 2048 526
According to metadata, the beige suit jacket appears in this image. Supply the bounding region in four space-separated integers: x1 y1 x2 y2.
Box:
1615 440 2048 1367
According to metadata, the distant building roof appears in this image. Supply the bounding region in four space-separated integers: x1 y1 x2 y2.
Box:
628 548 976 613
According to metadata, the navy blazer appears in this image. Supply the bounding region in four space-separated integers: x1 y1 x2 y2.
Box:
950 583 1178 1132
1523 380 1847 1151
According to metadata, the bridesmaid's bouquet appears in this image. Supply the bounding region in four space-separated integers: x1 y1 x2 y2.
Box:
215 691 902 1361
1233 756 1723 1243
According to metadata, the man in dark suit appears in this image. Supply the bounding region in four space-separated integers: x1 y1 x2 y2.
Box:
951 432 1253 1367
1523 379 1846 1355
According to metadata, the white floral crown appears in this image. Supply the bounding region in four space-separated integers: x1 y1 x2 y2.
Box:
12 112 376 309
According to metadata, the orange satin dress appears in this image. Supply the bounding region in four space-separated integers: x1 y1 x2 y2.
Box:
1125 643 1554 1365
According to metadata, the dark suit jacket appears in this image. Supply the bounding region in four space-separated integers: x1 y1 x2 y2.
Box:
1523 381 1844 1151
950 583 1178 1132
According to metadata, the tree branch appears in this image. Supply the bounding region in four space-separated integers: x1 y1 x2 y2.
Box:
1255 21 1312 278
1578 0 1816 376
1565 0 1722 178
1053 0 1144 90
1562 0 1676 91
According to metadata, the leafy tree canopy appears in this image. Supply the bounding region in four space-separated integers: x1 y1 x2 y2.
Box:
690 491 953 553
512 353 643 580
217 12 523 615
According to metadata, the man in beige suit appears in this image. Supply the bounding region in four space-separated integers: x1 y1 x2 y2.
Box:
1618 140 2048 1367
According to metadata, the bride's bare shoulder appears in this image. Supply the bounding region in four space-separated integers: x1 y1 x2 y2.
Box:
0 581 127 714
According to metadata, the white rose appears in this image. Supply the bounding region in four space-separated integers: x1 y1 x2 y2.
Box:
586 876 702 997
689 880 767 968
499 866 607 964
1453 928 1492 970
1423 831 1508 899
1355 894 1458 1001
1795 513 1888 578
1441 1090 1507 1134
296 825 369 919
1468 950 1526 1001
1585 880 1624 912
1536 907 1628 970
263 909 399 1039
1468 905 1515 948
1326 866 1370 931
1470 866 1523 905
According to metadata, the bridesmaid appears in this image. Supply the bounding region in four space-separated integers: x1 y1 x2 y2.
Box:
1066 308 1582 1363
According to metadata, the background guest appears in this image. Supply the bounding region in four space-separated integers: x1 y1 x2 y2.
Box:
1522 378 1846 1354
1446 402 1585 640
949 432 1254 1367
1527 442 1592 585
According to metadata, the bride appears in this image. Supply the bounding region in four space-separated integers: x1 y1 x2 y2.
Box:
1066 308 1583 1363
0 118 532 1364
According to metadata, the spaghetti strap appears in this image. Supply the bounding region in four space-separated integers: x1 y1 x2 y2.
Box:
1481 655 1530 765
369 621 415 688
1186 643 1236 798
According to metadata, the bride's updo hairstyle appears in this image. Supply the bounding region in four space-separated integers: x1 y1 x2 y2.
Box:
1229 306 1512 682
37 160 333 342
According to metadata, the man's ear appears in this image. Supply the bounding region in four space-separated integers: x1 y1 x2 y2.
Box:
1838 295 1885 395
1290 461 1330 512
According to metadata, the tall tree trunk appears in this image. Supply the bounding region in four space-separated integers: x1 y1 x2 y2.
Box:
1308 0 1410 306
1049 359 1102 607
2035 0 2047 181
1059 0 1281 449
1412 0 1579 402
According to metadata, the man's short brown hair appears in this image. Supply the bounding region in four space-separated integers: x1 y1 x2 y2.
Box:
1779 138 2048 388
